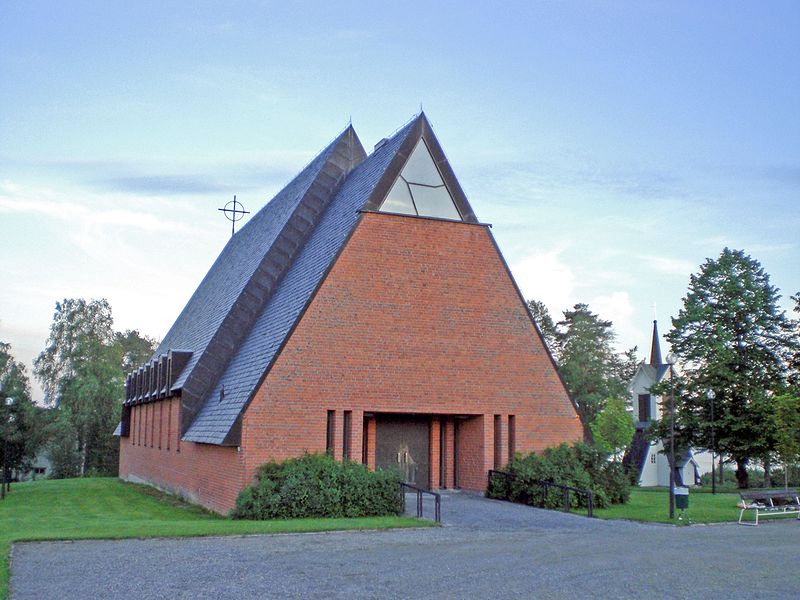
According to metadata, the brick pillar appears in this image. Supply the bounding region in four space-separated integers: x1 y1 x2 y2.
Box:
443 418 455 489
365 415 377 470
429 417 441 489
350 410 363 464
333 410 343 461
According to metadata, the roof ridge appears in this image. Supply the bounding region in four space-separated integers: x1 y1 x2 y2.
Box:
174 128 366 434
183 117 421 445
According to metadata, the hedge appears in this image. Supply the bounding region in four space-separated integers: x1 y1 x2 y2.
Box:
487 442 631 509
232 453 404 519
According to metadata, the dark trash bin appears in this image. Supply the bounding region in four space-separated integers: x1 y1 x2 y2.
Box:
675 486 689 510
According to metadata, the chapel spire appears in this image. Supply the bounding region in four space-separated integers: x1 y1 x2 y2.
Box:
649 320 663 366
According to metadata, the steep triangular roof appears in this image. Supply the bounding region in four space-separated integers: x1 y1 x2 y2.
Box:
126 114 482 446
649 320 663 366
184 115 434 444
140 125 366 435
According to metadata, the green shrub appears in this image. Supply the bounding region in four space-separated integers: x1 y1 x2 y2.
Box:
232 453 404 520
488 442 631 509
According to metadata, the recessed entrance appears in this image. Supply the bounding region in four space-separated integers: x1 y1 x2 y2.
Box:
375 415 430 488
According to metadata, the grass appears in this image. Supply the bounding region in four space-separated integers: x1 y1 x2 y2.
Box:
0 477 429 600
591 487 799 525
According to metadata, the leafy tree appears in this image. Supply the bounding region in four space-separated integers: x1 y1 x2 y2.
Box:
33 299 153 477
556 303 636 443
115 329 158 373
34 298 115 406
527 300 558 355
590 396 635 463
771 393 800 489
0 341 47 489
790 293 800 390
665 248 798 488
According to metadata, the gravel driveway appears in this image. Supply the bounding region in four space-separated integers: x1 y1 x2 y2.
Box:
11 491 800 599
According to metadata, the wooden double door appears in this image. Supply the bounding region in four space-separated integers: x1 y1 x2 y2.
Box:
375 415 430 488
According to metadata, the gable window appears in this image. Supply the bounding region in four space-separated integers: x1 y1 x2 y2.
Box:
379 140 463 220
651 454 657 464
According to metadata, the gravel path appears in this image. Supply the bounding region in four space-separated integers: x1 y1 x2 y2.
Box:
11 491 800 599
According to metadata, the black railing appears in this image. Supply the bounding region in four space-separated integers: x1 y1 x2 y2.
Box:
488 469 593 518
400 482 441 523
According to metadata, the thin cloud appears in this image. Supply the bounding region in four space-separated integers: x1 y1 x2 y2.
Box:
638 254 696 276
0 181 191 234
96 175 235 195
510 248 577 314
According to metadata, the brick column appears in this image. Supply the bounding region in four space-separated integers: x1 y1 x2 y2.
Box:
365 415 377 470
429 417 441 489
443 418 455 488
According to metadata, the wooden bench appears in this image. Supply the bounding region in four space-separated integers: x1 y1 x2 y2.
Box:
738 489 800 525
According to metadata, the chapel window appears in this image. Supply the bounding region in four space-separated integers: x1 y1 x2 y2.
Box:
379 140 463 220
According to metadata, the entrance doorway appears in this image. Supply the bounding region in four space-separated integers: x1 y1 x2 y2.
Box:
375 415 430 488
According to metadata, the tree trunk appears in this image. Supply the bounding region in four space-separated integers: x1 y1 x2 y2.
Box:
735 458 749 489
785 463 790 490
763 459 771 488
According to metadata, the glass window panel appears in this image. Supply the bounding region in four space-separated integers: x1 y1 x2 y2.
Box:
400 141 445 186
380 178 417 215
409 184 462 220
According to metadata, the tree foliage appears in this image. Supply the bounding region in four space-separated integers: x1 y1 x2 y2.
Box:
590 396 635 462
34 298 157 477
773 393 800 489
555 304 637 442
0 341 47 481
527 299 558 353
664 248 798 488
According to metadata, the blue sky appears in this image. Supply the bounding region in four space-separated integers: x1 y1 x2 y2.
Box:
1 1 799 402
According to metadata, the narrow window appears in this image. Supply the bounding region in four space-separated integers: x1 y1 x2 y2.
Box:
342 411 352 460
651 454 657 464
508 415 516 460
493 415 502 469
439 419 446 488
166 397 172 451
361 417 368 464
638 394 651 421
150 403 155 448
326 410 335 456
453 421 460 489
130 406 136 445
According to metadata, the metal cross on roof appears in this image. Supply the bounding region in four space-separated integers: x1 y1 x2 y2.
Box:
218 195 250 237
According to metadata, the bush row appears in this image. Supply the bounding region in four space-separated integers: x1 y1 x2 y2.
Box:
487 443 630 509
232 453 404 519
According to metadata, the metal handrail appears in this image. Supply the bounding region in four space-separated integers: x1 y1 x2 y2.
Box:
488 469 594 518
399 482 441 523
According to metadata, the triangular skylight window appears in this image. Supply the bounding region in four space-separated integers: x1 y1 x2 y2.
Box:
379 140 462 220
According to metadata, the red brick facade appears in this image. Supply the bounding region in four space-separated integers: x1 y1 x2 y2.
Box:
120 212 581 513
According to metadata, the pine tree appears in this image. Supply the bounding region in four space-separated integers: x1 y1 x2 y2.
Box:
666 248 798 488
556 304 634 443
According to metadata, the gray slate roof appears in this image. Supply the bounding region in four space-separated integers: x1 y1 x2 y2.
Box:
153 117 418 445
184 121 415 443
152 131 349 391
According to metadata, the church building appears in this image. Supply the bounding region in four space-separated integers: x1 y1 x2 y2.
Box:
117 114 582 513
624 320 712 487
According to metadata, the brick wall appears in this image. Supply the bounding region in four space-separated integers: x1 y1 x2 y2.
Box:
121 212 581 513
119 396 243 513
240 213 581 494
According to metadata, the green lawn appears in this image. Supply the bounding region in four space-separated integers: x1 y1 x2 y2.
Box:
0 478 428 600
591 487 796 525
